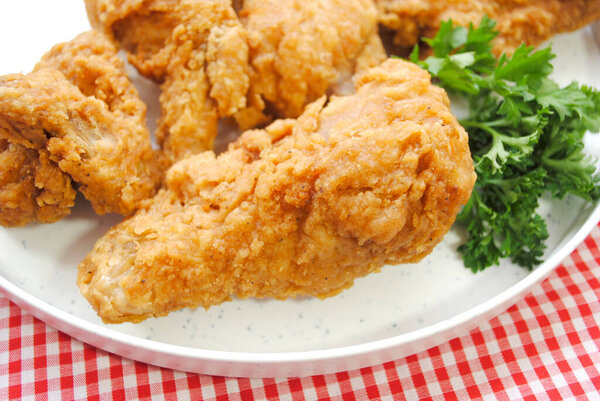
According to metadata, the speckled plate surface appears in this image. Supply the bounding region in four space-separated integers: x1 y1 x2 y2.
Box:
1 1 600 378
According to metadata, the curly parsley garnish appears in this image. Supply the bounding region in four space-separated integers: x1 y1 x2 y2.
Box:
408 17 600 272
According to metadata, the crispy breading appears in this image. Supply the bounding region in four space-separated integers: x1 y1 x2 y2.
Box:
85 0 250 163
0 139 76 227
0 31 160 225
0 66 160 216
376 0 600 54
85 0 386 161
35 30 147 124
77 59 476 323
234 0 387 129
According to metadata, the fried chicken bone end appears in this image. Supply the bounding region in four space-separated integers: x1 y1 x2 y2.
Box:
78 59 477 324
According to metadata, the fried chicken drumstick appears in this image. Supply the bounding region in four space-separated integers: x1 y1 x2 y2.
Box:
376 0 600 54
78 59 476 324
0 31 161 224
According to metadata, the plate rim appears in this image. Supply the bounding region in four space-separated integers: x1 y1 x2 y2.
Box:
1 201 599 375
1 15 599 377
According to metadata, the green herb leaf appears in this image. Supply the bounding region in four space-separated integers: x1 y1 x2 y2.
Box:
407 17 600 272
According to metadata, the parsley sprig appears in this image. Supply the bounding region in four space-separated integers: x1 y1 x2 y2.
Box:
408 17 600 272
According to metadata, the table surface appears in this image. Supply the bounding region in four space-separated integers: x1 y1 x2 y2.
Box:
2 222 600 400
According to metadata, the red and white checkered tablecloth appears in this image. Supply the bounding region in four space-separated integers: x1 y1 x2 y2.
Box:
2 225 600 400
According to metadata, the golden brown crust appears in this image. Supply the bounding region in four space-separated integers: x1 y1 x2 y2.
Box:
78 59 476 324
376 0 600 54
34 30 147 123
85 0 250 163
0 68 160 216
0 139 76 227
0 30 161 225
85 0 387 161
235 0 386 127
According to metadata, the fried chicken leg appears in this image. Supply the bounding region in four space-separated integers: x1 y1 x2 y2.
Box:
0 31 161 218
376 0 600 54
78 59 476 324
85 0 250 163
234 0 386 129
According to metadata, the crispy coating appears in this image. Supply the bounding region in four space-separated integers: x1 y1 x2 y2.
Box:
85 0 387 161
35 30 147 124
85 0 250 163
0 30 159 225
0 139 76 227
376 0 600 54
78 59 476 324
0 67 160 216
235 0 387 128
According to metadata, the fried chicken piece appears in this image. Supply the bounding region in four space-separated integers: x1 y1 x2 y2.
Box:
0 68 160 216
78 59 476 324
235 0 387 129
377 0 600 55
85 0 386 161
85 0 250 163
0 31 161 222
0 31 161 226
0 139 76 227
34 30 147 124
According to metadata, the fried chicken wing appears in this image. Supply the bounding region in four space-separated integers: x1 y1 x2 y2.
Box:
85 0 250 163
0 139 75 227
235 0 386 128
376 0 600 54
78 59 476 324
0 31 160 225
0 32 161 217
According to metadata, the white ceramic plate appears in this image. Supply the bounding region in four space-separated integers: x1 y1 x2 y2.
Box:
1 1 599 378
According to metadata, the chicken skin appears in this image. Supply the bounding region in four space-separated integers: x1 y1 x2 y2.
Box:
85 0 251 163
376 0 600 54
78 59 476 324
84 0 386 162
34 30 148 125
0 139 75 227
235 0 386 129
0 29 142 227
0 31 161 219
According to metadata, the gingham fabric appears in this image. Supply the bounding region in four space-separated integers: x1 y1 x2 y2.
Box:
2 225 600 400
